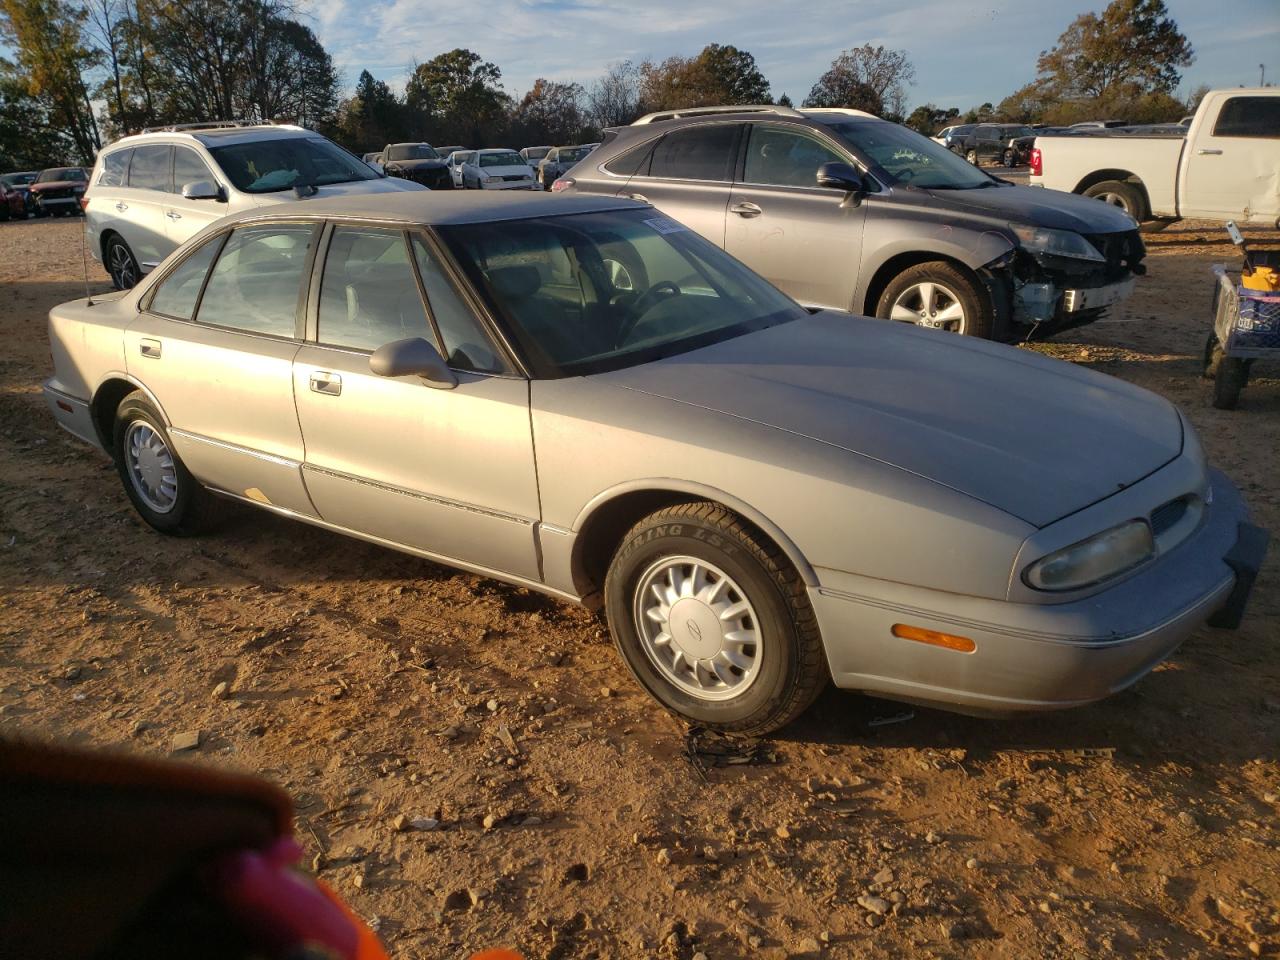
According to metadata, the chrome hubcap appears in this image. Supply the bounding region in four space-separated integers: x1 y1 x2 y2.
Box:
124 420 178 513
634 556 762 702
1095 192 1130 213
110 243 137 288
890 280 966 333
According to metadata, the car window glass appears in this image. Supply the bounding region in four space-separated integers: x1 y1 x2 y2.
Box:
128 145 172 191
603 139 656 177
148 234 222 320
98 149 132 187
318 227 430 352
743 126 846 188
195 224 313 337
648 124 736 181
208 137 379 193
411 236 505 374
479 152 523 167
173 147 216 193
1212 97 1280 138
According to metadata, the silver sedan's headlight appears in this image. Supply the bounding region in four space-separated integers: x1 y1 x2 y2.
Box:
1023 519 1154 591
1010 224 1106 262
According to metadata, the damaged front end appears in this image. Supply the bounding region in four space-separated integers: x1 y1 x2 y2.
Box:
983 227 1146 338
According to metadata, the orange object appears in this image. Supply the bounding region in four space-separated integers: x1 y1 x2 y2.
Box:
891 623 977 653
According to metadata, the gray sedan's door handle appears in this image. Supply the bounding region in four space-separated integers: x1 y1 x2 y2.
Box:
309 371 342 396
166 210 182 220
139 338 161 359
730 201 763 218
1197 148 1223 155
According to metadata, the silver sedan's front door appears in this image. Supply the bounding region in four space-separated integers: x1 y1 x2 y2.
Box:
291 225 541 582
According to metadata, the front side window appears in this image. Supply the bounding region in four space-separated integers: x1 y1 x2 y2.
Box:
98 150 132 187
129 145 172 191
208 137 380 194
440 208 804 377
148 235 223 320
648 124 737 181
479 151 524 168
1212 97 1280 138
743 126 847 188
318 226 429 351
411 236 505 374
173 147 216 192
195 224 314 337
821 118 991 189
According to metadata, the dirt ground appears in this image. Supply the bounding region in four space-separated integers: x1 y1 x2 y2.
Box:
1 216 1277 959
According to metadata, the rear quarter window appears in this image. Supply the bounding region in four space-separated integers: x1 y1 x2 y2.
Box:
97 149 132 187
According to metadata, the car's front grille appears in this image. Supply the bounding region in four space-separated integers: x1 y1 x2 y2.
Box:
38 188 74 200
1150 497 1189 537
1084 229 1145 278
501 174 529 182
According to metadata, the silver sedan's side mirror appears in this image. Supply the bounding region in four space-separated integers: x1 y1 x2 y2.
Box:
369 337 459 389
180 180 224 201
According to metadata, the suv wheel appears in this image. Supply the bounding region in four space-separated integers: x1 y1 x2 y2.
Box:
604 502 827 735
964 148 978 165
106 235 140 290
876 261 993 338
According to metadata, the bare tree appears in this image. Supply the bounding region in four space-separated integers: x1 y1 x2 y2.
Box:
805 44 915 118
587 59 641 128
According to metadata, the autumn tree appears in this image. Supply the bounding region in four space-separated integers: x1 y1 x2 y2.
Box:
0 63 71 166
904 103 958 133
406 49 510 146
586 59 641 128
510 79 590 146
805 44 915 118
638 43 770 110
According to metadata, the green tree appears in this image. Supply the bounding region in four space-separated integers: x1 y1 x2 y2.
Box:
638 43 770 110
406 49 509 146
904 103 958 134
805 44 915 117
0 63 71 166
334 70 406 152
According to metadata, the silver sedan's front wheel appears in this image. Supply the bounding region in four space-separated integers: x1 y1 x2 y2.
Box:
124 420 178 513
889 280 967 333
634 556 763 701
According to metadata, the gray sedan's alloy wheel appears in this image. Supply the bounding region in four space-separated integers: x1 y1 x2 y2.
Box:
889 280 968 333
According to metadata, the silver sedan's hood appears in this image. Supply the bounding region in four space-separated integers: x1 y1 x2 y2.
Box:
603 312 1182 527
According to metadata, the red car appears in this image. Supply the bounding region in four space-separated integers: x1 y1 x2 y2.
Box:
0 171 38 220
28 166 90 217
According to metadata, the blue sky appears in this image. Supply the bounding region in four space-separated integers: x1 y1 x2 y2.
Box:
312 0 1278 109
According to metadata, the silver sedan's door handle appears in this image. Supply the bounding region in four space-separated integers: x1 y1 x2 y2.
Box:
115 201 128 212
626 192 648 203
309 371 342 396
1197 148 1223 155
139 338 161 359
166 210 182 220
730 201 763 218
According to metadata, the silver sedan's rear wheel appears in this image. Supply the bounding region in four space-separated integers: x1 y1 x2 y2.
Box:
604 502 827 735
633 556 763 701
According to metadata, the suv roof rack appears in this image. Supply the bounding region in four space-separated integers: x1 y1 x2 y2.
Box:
139 120 274 134
632 104 804 125
800 107 879 119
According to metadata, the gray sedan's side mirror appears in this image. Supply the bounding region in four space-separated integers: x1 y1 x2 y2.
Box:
816 162 867 207
370 337 459 389
181 180 224 201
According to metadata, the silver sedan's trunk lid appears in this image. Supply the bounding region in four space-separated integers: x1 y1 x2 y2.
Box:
604 312 1182 527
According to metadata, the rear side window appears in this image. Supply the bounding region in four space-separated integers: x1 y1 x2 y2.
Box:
648 125 738 181
173 147 216 193
1212 97 1280 138
195 224 314 337
128 144 172 191
317 226 430 351
97 149 132 187
148 235 222 320
602 139 657 177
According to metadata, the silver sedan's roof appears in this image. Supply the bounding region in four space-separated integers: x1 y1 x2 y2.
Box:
237 192 643 227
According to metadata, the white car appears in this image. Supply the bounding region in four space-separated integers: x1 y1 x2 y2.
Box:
84 122 425 290
445 150 476 188
456 149 539 191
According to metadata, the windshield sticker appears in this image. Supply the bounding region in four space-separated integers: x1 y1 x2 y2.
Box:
644 217 688 235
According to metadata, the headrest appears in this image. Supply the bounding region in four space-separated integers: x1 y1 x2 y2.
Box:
487 264 541 301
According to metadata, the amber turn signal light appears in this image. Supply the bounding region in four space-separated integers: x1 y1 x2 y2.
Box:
891 623 976 653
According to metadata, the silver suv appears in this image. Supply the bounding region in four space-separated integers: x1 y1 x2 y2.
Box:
85 122 424 289
557 105 1146 339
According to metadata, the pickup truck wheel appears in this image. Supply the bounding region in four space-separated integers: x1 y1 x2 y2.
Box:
112 391 219 535
604 502 827 736
876 261 993 338
1083 180 1145 221
1002 148 1015 167
1213 357 1249 410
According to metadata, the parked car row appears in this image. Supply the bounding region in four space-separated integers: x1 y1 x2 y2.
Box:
0 167 91 219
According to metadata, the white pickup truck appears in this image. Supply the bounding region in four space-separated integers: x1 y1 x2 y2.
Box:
1029 88 1279 226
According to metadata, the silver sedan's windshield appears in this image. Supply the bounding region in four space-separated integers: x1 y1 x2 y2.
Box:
821 119 993 190
440 208 805 377
479 152 524 168
209 137 381 193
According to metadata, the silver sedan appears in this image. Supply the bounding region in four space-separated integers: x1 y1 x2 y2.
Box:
43 193 1267 734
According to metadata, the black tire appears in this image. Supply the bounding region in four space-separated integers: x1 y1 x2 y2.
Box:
105 234 140 290
1213 357 1248 410
875 260 994 339
1002 148 1015 167
1083 179 1146 221
603 502 827 735
1202 333 1223 379
112 391 219 535
965 148 978 165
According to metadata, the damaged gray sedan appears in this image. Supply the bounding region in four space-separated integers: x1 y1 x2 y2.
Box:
44 193 1266 734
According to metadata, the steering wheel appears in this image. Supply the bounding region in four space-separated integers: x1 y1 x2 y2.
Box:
614 280 680 346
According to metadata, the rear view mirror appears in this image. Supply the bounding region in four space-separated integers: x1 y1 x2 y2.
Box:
181 180 224 202
370 337 459 389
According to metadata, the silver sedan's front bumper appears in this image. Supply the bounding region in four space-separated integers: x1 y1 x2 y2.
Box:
810 468 1265 715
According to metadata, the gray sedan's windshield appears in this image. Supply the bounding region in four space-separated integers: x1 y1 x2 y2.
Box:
821 119 992 189
209 137 381 193
441 208 804 377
